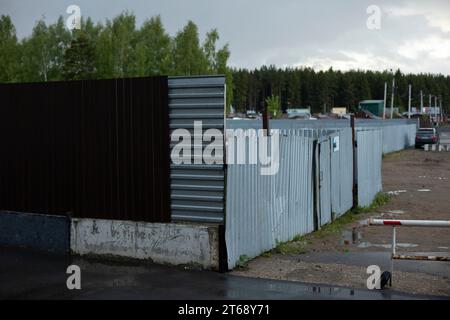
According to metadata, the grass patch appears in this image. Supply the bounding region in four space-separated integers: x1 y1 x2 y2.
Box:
352 192 391 214
382 150 404 159
235 255 251 269
312 210 361 238
273 239 308 255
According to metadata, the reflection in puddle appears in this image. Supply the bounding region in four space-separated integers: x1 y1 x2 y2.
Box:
341 229 362 245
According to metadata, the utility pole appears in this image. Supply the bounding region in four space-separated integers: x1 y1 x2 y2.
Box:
429 94 432 124
383 82 387 120
420 90 423 113
435 96 438 125
408 84 412 119
390 77 395 119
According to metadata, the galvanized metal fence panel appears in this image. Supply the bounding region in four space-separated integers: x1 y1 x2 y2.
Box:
356 129 383 207
227 121 354 218
225 129 315 269
224 119 406 268
330 128 354 217
168 76 226 223
227 119 416 155
380 123 417 153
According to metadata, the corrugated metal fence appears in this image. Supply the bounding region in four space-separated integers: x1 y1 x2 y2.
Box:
0 77 171 222
356 129 383 207
380 123 416 154
246 119 417 154
225 121 356 268
225 129 315 268
330 128 354 217
224 119 408 268
168 76 226 223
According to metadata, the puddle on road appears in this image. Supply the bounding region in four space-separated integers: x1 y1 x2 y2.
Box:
340 228 419 250
341 229 362 246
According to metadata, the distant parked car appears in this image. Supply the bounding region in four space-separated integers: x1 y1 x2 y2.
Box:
415 128 440 148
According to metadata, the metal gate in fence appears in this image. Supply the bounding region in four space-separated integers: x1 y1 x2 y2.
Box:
316 136 332 227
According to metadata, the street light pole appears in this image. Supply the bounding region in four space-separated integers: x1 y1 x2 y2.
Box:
390 77 395 119
435 96 438 125
429 94 432 124
420 90 423 113
408 84 412 119
383 82 387 120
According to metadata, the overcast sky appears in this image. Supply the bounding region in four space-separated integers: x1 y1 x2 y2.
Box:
2 0 450 75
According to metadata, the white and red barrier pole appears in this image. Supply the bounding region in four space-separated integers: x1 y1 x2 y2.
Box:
368 219 450 261
369 219 450 228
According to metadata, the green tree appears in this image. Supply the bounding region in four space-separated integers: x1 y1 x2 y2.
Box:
112 12 138 77
18 17 71 82
96 12 138 78
232 70 249 113
203 29 220 74
62 30 96 80
266 94 281 118
285 69 301 108
172 21 207 75
20 20 52 82
46 16 71 80
135 16 172 76
338 74 356 110
95 20 114 78
0 15 19 82
355 73 371 101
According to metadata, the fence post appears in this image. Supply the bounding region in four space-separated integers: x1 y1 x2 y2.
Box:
262 106 269 136
392 226 396 257
312 140 319 231
351 115 358 209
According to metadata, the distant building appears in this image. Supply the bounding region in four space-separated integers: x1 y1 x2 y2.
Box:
287 107 312 119
359 100 385 117
331 107 347 115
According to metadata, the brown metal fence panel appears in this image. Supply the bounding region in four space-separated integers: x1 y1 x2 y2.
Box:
0 76 170 223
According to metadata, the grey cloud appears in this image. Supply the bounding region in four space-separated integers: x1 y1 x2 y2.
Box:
1 0 449 74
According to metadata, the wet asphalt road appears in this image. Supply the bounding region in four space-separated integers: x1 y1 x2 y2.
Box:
0 246 446 300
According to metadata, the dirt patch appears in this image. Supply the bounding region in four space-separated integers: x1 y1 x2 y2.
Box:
232 142 450 297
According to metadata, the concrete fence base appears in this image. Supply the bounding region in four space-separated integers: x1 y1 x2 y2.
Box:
70 218 219 270
0 211 70 254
